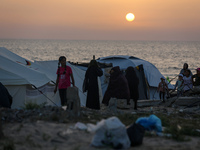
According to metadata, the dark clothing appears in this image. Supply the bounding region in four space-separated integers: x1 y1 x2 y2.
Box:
102 66 130 106
85 66 103 110
192 74 200 86
159 91 165 102
0 82 12 108
180 69 193 76
125 67 139 109
59 89 67 106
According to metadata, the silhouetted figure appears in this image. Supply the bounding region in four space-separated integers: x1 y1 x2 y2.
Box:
192 67 200 94
125 66 139 110
180 63 192 76
0 82 12 108
85 60 103 110
157 77 169 102
102 66 130 106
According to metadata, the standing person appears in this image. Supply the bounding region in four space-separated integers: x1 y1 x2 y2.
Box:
173 74 184 97
183 69 193 94
102 66 130 106
180 63 193 76
0 82 12 108
192 67 200 93
157 77 169 102
84 60 103 110
54 56 75 106
125 66 139 110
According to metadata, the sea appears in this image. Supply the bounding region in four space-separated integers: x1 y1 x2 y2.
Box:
1 39 200 84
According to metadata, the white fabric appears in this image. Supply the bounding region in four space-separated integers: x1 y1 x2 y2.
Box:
0 47 60 109
0 47 51 87
183 76 193 91
5 85 26 109
35 60 90 107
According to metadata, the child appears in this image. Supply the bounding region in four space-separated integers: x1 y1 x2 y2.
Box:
54 56 75 106
183 69 193 94
173 74 184 97
157 77 169 102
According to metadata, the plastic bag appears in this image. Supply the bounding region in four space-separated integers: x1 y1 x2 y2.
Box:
91 116 130 149
126 123 145 146
135 114 162 132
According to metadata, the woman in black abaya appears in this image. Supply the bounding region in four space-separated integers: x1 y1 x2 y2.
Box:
125 66 139 110
85 60 103 110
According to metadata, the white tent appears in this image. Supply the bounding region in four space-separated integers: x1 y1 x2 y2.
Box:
96 55 174 100
0 47 60 108
34 60 92 107
0 47 92 108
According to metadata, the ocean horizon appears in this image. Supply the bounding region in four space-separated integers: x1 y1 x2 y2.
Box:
1 39 200 84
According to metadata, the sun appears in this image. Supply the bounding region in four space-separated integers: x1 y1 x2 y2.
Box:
126 13 135 22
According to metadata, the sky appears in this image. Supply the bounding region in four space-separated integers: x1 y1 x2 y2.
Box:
0 0 200 41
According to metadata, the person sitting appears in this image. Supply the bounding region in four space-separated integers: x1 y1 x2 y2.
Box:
0 82 12 108
192 67 200 94
180 63 193 76
102 66 130 106
125 66 139 110
183 69 193 94
173 74 184 97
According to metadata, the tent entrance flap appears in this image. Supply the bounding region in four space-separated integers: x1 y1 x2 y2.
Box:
135 65 148 100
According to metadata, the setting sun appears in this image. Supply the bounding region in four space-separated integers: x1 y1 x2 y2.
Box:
126 13 135 22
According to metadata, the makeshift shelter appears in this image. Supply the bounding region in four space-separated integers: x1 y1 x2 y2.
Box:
0 47 94 108
0 47 60 108
34 60 94 107
96 55 174 100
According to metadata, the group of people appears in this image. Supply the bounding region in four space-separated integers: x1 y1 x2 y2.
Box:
54 56 200 111
157 63 200 102
54 56 139 110
101 66 139 110
84 63 139 110
176 63 200 96
2 56 199 110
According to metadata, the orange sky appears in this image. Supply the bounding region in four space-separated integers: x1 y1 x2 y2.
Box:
0 0 200 41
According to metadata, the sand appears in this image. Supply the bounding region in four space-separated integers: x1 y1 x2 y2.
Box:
1 121 200 150
1 102 200 150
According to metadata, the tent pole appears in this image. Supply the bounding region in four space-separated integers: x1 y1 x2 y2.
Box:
144 76 150 99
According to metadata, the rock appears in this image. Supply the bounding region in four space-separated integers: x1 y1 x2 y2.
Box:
66 87 81 117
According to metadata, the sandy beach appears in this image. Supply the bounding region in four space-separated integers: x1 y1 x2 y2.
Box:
1 100 200 150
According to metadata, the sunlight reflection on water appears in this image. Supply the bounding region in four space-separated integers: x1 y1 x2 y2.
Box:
1 39 200 84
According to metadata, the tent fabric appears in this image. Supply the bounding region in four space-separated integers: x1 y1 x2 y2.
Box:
97 55 174 89
35 60 103 107
26 84 60 106
96 55 174 100
0 47 60 109
5 85 27 109
0 47 51 88
35 60 88 106
0 47 102 108
1 47 173 109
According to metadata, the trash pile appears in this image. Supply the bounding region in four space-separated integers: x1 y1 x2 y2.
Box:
73 114 164 149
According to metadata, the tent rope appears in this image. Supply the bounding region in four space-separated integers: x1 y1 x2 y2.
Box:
31 84 58 106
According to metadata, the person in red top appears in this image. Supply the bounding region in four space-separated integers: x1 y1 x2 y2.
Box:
54 56 75 106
